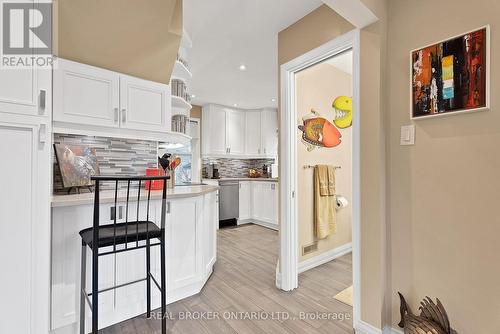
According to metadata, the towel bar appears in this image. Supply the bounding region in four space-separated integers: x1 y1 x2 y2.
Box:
303 165 341 169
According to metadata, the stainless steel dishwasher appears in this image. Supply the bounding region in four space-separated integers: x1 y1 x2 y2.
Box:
218 180 239 223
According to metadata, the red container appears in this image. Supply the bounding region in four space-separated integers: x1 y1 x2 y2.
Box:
145 168 165 190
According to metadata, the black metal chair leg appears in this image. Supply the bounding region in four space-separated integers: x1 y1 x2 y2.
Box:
91 245 99 334
161 235 167 334
146 240 151 318
80 244 87 334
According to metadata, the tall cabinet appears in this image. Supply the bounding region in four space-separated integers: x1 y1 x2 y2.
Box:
0 56 52 333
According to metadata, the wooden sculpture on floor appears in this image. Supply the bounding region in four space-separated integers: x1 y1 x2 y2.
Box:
398 292 458 334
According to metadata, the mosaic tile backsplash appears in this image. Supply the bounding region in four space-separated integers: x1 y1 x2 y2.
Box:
53 134 158 194
202 158 276 178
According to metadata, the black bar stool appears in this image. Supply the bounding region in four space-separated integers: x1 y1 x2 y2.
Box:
79 175 170 334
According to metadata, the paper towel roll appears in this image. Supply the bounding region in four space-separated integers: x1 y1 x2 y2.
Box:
336 195 349 209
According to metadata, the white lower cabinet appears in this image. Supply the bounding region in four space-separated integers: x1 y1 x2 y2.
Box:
240 181 278 230
238 181 252 220
51 192 218 332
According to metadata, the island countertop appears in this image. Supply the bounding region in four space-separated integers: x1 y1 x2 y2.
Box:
51 184 219 207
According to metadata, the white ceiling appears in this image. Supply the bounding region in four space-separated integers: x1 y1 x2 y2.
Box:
184 0 323 109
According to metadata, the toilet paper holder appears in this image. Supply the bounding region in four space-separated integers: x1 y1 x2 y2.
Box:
335 195 349 209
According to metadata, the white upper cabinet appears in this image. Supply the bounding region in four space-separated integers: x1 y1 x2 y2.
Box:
119 75 171 132
202 104 227 155
261 108 278 157
0 60 51 118
202 104 278 158
54 58 171 133
245 110 262 156
54 59 120 127
225 109 245 155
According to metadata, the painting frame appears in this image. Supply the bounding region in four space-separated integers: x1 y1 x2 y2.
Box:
54 144 100 189
410 25 490 120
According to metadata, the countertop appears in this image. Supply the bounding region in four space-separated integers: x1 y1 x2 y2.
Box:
52 185 219 208
202 178 279 182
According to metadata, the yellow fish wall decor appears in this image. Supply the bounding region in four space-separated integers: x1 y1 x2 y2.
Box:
298 109 342 151
332 96 352 129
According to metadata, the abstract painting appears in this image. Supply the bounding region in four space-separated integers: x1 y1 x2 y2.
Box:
411 27 489 118
54 144 100 188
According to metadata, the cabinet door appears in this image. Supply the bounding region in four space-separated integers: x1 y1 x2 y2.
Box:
54 59 120 127
0 4 51 118
245 111 262 156
203 105 227 155
203 192 217 275
238 181 252 220
251 182 263 221
120 75 171 132
262 109 278 156
272 183 279 226
226 109 245 155
0 122 50 334
166 197 203 291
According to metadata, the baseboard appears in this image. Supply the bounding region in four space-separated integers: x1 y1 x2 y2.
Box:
238 219 279 231
298 242 352 273
355 320 382 334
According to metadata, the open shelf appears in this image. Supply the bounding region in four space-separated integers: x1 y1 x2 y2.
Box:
171 95 192 112
171 60 192 83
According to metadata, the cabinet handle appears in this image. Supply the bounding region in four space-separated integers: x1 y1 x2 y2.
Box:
258 148 261 154
39 90 46 115
39 124 47 144
167 202 171 214
121 109 126 123
264 148 266 154
114 108 119 123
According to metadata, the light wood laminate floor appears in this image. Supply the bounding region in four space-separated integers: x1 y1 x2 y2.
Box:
101 224 353 334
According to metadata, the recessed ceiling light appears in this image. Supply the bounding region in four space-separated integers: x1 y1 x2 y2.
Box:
233 103 238 107
191 94 196 98
239 64 246 71
271 98 276 102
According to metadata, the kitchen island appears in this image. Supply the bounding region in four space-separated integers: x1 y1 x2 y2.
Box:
50 185 218 333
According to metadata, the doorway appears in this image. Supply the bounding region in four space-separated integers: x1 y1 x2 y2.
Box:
279 29 361 327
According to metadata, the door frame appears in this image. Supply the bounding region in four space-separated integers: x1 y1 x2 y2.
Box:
278 29 361 326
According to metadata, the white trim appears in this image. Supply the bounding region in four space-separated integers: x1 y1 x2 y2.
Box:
410 25 490 120
321 0 378 28
298 243 352 273
356 320 383 334
279 28 362 328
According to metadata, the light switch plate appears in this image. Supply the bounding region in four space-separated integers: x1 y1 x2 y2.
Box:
400 125 415 145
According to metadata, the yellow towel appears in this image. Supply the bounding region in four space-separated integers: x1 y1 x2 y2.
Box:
314 165 336 239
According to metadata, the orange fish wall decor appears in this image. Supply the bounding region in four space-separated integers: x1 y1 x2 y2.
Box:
298 109 342 151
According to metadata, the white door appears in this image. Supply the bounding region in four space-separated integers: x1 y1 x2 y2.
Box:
120 75 171 132
53 59 120 127
238 181 252 220
204 106 227 155
226 109 245 155
245 111 262 156
262 109 278 156
0 122 51 334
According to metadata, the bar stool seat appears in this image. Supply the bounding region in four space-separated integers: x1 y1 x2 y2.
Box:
79 221 161 249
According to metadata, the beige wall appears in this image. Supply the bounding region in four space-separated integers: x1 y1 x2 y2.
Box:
190 105 202 119
296 63 353 262
278 3 387 329
54 0 182 84
387 1 500 333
